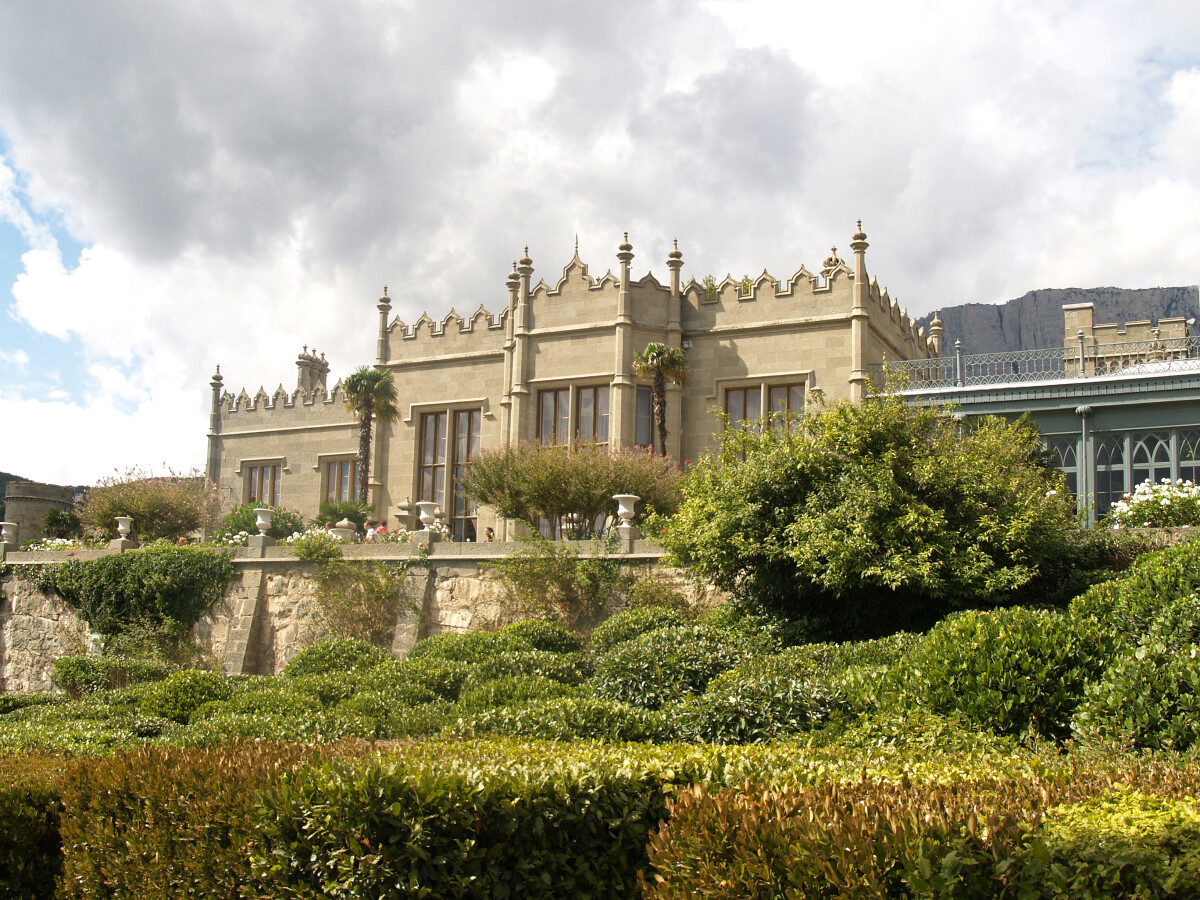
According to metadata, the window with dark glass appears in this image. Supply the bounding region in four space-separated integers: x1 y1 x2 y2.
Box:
538 388 570 445
451 409 482 541
576 385 610 444
635 387 653 448
247 464 281 506
1180 431 1200 484
419 412 447 506
1094 435 1126 516
325 460 359 502
767 383 805 429
1044 436 1078 500
725 386 761 427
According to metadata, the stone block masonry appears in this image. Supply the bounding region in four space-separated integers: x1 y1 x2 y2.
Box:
0 542 722 691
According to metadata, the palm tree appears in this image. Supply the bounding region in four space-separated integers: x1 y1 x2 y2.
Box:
632 342 689 457
342 366 399 502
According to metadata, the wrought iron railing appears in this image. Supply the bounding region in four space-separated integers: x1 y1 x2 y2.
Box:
873 335 1200 390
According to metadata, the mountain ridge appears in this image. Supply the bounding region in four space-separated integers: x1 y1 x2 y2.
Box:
914 286 1199 355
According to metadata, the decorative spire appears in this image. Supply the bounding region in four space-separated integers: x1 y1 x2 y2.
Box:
617 232 634 264
506 260 520 290
666 237 683 271
518 246 533 276
850 220 869 251
575 233 579 253
211 365 223 386
821 246 844 276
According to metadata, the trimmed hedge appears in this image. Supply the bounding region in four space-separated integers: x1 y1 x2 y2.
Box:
449 697 672 742
139 669 232 724
589 606 688 655
52 655 174 698
0 754 66 900
899 607 1106 739
282 637 392 678
591 622 779 710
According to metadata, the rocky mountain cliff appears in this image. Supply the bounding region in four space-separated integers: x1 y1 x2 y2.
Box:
915 287 1199 354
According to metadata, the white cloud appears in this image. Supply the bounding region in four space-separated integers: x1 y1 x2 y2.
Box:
0 347 29 369
0 0 1198 484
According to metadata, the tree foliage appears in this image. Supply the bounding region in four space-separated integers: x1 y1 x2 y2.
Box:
342 367 399 502
465 442 682 536
658 392 1081 640
80 467 220 541
216 503 306 540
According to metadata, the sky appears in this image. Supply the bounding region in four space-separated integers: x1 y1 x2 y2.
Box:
1 0 1199 486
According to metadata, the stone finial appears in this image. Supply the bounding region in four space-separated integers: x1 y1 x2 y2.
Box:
820 246 844 277
616 232 634 265
210 365 223 387
850 220 868 252
378 286 391 309
518 247 534 276
506 261 520 291
666 238 683 271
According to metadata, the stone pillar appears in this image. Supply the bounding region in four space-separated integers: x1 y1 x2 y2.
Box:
665 240 685 461
611 234 635 448
510 249 534 445
500 262 519 448
848 222 870 402
206 367 224 486
376 287 391 365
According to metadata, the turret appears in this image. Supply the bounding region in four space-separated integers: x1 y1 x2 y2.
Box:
296 346 330 395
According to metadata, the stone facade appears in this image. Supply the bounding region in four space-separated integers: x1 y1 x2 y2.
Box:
1 573 93 692
206 225 939 535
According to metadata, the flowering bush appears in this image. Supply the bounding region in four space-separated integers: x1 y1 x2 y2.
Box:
215 503 305 541
209 531 251 547
285 530 344 561
20 536 105 552
80 467 220 541
1108 479 1200 529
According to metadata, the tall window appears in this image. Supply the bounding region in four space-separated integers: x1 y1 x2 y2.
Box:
539 388 570 445
767 383 805 429
1094 435 1125 516
1180 431 1200 484
1132 432 1172 488
247 464 281 506
577 385 610 444
324 459 359 502
450 409 482 541
419 412 447 506
725 386 761 428
635 387 653 448
1045 436 1078 499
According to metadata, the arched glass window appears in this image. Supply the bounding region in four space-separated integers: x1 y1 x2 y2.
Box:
1179 431 1200 485
1094 434 1126 516
1131 432 1171 490
1044 435 1078 499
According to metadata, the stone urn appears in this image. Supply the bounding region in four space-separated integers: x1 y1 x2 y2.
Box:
331 517 357 541
254 508 273 536
115 516 134 539
0 522 16 545
613 494 640 526
416 501 439 531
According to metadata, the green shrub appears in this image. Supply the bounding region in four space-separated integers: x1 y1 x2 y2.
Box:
358 657 472 702
1070 539 1200 649
464 441 682 538
280 672 362 706
1072 642 1200 751
900 607 1106 740
52 655 174 698
456 675 579 715
591 622 778 710
214 502 306 540
287 529 344 560
139 669 232 724
35 545 235 636
450 697 671 743
315 498 374 531
407 629 532 662
283 637 392 678
0 692 178 755
462 650 591 687
624 570 691 613
590 606 688 655
658 393 1082 640
489 533 632 632
331 697 456 740
0 755 65 900
0 692 63 716
79 466 220 541
1029 789 1200 897
312 559 409 646
43 507 83 540
191 688 322 723
498 619 584 654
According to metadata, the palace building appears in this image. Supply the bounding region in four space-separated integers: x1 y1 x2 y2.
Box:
205 224 940 539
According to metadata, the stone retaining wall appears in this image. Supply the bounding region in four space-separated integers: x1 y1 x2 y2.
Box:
1 542 721 691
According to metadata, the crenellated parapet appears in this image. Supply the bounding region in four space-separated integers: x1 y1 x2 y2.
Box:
382 305 507 363
219 378 349 416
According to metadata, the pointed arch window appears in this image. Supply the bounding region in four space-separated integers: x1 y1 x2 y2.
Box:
1044 436 1078 499
1094 435 1126 517
1180 431 1200 485
1132 432 1172 489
